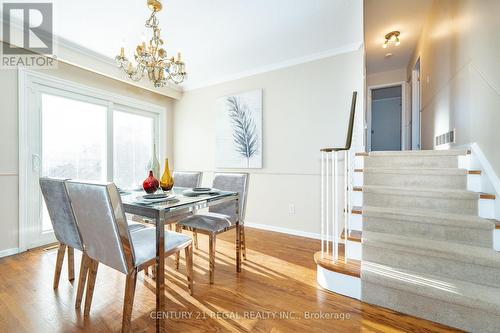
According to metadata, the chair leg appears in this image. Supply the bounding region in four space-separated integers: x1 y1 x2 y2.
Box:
53 243 66 289
193 229 199 250
240 225 247 260
209 234 216 284
185 245 194 295
84 260 99 317
175 225 182 270
236 225 241 273
67 247 75 281
75 253 90 309
122 269 138 333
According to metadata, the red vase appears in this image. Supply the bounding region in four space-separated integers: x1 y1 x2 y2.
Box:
143 170 159 194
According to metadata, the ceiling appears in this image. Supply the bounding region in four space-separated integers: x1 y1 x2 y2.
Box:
364 0 433 75
47 0 363 90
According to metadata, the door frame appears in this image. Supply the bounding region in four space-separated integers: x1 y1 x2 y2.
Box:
18 68 167 252
411 57 422 150
367 81 407 152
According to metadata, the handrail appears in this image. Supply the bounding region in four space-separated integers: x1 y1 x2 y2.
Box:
319 91 358 152
320 91 357 263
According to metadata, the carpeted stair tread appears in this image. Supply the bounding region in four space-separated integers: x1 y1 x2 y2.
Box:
362 206 494 230
368 149 469 157
362 261 500 316
363 167 468 175
363 185 479 199
363 231 500 269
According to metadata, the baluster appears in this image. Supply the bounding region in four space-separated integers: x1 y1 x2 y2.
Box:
320 151 325 259
326 152 330 256
344 150 349 263
333 151 338 260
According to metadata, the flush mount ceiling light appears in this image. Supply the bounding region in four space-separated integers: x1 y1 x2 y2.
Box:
382 31 401 49
115 0 187 87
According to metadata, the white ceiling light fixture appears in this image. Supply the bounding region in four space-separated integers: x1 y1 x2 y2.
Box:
382 30 401 49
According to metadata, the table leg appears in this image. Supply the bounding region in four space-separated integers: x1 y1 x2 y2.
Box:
235 196 241 273
155 211 165 333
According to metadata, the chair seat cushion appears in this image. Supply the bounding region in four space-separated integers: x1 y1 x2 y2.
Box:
131 228 192 266
177 212 236 233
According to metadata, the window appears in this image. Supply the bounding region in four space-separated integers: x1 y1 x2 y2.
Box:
19 69 166 250
41 93 107 231
113 110 156 189
42 94 108 182
39 92 160 232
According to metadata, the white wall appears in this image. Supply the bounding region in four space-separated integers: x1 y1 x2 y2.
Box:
366 68 407 87
173 49 365 235
0 54 174 254
408 0 500 175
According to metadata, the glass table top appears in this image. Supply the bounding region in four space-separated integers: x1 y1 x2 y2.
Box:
120 187 237 212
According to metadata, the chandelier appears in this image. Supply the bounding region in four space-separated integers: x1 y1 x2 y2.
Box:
115 0 187 87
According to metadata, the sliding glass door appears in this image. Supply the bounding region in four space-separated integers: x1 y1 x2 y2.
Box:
40 93 108 233
20 72 164 250
113 108 156 190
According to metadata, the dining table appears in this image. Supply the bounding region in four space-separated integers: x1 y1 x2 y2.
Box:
120 187 239 333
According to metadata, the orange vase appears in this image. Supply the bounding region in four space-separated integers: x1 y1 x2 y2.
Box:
160 158 174 191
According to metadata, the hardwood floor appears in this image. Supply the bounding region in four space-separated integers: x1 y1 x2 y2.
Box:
0 228 462 333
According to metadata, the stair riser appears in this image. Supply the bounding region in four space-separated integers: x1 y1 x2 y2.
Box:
362 281 500 333
363 216 493 248
364 173 467 190
363 244 500 288
365 156 458 168
363 192 478 215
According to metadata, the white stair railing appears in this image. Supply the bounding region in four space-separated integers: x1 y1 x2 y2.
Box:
320 149 350 263
319 91 357 264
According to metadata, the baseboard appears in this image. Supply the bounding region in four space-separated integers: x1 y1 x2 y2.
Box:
245 222 321 240
0 247 19 258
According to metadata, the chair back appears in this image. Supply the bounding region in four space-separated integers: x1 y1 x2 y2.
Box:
173 171 202 188
39 177 83 251
65 181 135 274
210 173 249 222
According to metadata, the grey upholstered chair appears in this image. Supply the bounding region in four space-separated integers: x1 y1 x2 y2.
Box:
176 173 248 284
39 177 85 302
65 180 193 332
144 171 202 276
39 177 147 309
173 171 202 188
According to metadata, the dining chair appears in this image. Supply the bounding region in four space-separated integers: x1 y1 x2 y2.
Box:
173 171 202 188
65 180 193 331
39 177 147 310
176 173 248 284
144 171 202 276
172 171 203 247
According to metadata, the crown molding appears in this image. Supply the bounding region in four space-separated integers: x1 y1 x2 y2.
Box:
182 41 363 91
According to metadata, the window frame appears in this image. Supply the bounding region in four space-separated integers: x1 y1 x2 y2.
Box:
18 68 167 251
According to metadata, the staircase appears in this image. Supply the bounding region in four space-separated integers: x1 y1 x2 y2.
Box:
360 149 500 333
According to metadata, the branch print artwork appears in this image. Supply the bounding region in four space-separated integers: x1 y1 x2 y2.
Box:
216 90 262 168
